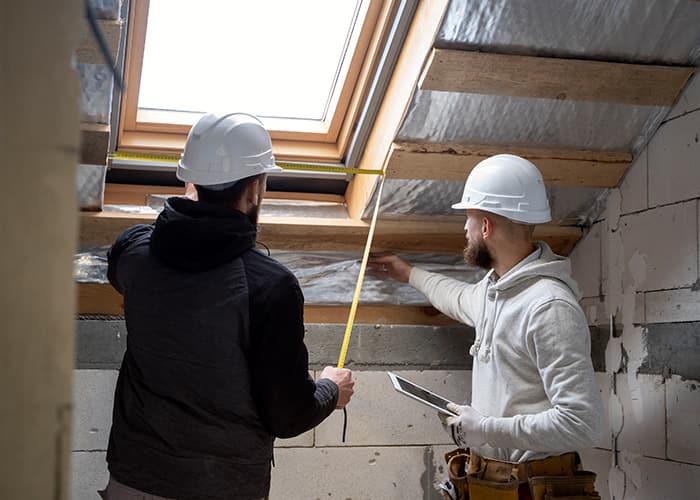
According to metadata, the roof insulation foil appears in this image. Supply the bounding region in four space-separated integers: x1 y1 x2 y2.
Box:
366 179 608 226
79 64 114 124
437 0 700 65
378 0 700 225
75 247 483 305
396 91 668 154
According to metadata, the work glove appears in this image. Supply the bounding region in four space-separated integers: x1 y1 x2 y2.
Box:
439 403 487 449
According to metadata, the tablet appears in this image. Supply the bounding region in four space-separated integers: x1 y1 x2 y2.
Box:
387 372 458 416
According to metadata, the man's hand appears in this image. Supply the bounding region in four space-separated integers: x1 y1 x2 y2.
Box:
439 403 487 448
367 252 413 283
319 366 355 409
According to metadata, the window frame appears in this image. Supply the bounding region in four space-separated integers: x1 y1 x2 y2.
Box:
117 0 392 163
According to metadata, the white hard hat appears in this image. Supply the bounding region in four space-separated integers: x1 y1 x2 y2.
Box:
452 154 551 224
177 112 283 190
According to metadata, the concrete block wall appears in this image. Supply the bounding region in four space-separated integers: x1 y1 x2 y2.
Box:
569 72 700 500
71 322 476 500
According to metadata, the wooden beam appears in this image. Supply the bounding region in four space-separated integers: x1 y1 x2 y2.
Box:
78 282 458 325
419 49 695 106
80 211 581 255
386 142 631 187
345 0 449 219
80 123 110 165
77 19 122 64
103 183 346 206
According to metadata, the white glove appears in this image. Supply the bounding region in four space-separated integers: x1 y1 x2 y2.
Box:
440 403 487 449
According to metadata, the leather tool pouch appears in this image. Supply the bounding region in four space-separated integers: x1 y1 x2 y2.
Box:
528 471 600 500
444 448 470 500
467 452 519 500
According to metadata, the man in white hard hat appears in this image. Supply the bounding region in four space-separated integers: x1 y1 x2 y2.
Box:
369 155 602 500
102 113 354 500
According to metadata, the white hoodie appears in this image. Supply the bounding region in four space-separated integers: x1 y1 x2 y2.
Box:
409 242 602 462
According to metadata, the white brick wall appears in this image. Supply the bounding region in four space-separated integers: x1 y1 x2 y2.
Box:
619 148 647 215
667 72 700 121
666 375 700 464
648 112 700 208
570 71 700 500
70 369 470 499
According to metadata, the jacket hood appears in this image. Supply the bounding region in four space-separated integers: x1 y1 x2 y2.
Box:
491 241 581 300
150 197 257 272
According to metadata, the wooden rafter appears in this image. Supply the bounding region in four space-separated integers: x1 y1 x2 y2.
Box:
78 282 458 325
102 183 345 206
386 142 632 187
80 211 581 255
419 49 695 106
345 0 449 219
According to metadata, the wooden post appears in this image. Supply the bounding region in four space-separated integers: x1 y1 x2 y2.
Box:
0 0 82 498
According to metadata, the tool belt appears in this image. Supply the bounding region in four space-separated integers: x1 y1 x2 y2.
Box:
440 449 601 500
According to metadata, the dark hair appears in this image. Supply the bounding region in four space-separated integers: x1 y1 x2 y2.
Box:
195 174 263 205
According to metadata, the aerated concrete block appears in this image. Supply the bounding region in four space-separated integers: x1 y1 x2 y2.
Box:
315 370 470 447
648 109 700 207
73 369 118 451
578 448 611 500
645 288 700 323
570 221 602 299
72 451 108 500
615 374 666 459
618 202 698 291
617 452 700 500
666 375 700 465
270 446 446 500
668 72 700 121
619 149 647 215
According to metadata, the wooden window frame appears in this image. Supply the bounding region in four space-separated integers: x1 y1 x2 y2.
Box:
118 0 396 163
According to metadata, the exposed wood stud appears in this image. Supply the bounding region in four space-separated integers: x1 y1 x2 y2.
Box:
80 212 581 255
420 49 695 106
386 142 631 187
80 123 110 165
102 183 346 206
78 282 458 325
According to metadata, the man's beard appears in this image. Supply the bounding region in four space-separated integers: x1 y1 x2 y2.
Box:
463 235 493 270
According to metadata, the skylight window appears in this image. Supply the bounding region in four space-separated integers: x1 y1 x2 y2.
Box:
139 0 363 122
118 0 389 163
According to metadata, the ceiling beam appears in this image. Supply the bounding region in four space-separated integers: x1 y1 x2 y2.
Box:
80 212 581 255
76 19 122 64
78 282 458 325
102 183 346 206
419 49 695 106
386 142 631 187
345 0 449 219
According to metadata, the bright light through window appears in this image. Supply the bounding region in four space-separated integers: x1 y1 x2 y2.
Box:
139 0 365 121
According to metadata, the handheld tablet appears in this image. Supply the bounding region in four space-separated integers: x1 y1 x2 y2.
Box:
387 372 458 416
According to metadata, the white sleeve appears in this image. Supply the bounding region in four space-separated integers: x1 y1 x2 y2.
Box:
409 267 483 328
480 299 603 451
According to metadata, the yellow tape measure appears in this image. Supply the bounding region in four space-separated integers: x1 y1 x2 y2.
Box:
336 174 386 369
109 151 384 176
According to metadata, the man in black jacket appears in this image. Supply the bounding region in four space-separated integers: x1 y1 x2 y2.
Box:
101 113 354 500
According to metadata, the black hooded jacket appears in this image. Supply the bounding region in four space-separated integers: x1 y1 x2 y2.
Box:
106 197 338 500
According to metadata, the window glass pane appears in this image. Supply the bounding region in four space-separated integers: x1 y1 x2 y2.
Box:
139 0 362 121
